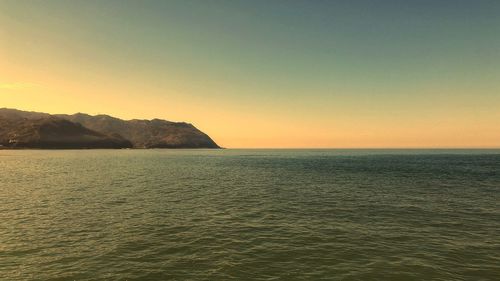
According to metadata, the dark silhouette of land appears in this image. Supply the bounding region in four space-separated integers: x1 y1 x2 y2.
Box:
0 108 220 149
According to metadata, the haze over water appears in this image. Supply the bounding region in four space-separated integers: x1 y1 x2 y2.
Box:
1 149 499 280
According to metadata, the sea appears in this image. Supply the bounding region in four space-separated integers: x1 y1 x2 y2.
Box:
1 149 499 280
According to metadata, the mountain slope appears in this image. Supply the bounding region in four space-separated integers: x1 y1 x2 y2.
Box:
0 114 133 149
58 113 220 148
0 108 220 149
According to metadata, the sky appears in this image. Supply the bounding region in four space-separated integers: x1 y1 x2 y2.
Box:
1 0 499 148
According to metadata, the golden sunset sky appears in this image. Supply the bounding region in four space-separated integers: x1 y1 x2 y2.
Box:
1 1 499 148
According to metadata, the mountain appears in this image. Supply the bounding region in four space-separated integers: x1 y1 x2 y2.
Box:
0 111 132 149
0 108 220 149
57 113 220 148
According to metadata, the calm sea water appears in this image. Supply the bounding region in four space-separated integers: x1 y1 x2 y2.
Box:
1 149 499 280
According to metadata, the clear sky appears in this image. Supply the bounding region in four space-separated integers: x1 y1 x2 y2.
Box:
1 0 499 148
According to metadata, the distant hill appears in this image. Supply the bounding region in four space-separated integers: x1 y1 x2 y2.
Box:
0 111 132 149
0 108 220 149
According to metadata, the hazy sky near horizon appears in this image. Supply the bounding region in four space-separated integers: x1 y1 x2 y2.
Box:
1 0 500 148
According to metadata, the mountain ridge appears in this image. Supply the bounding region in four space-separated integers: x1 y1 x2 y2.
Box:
0 108 220 149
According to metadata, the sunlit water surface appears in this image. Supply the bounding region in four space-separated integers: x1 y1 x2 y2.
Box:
1 149 499 280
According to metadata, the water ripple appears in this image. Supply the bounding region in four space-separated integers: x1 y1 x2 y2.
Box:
1 149 499 280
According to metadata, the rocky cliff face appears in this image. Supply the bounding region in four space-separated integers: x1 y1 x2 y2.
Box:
0 108 220 149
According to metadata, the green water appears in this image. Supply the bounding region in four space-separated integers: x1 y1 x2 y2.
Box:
1 149 499 280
